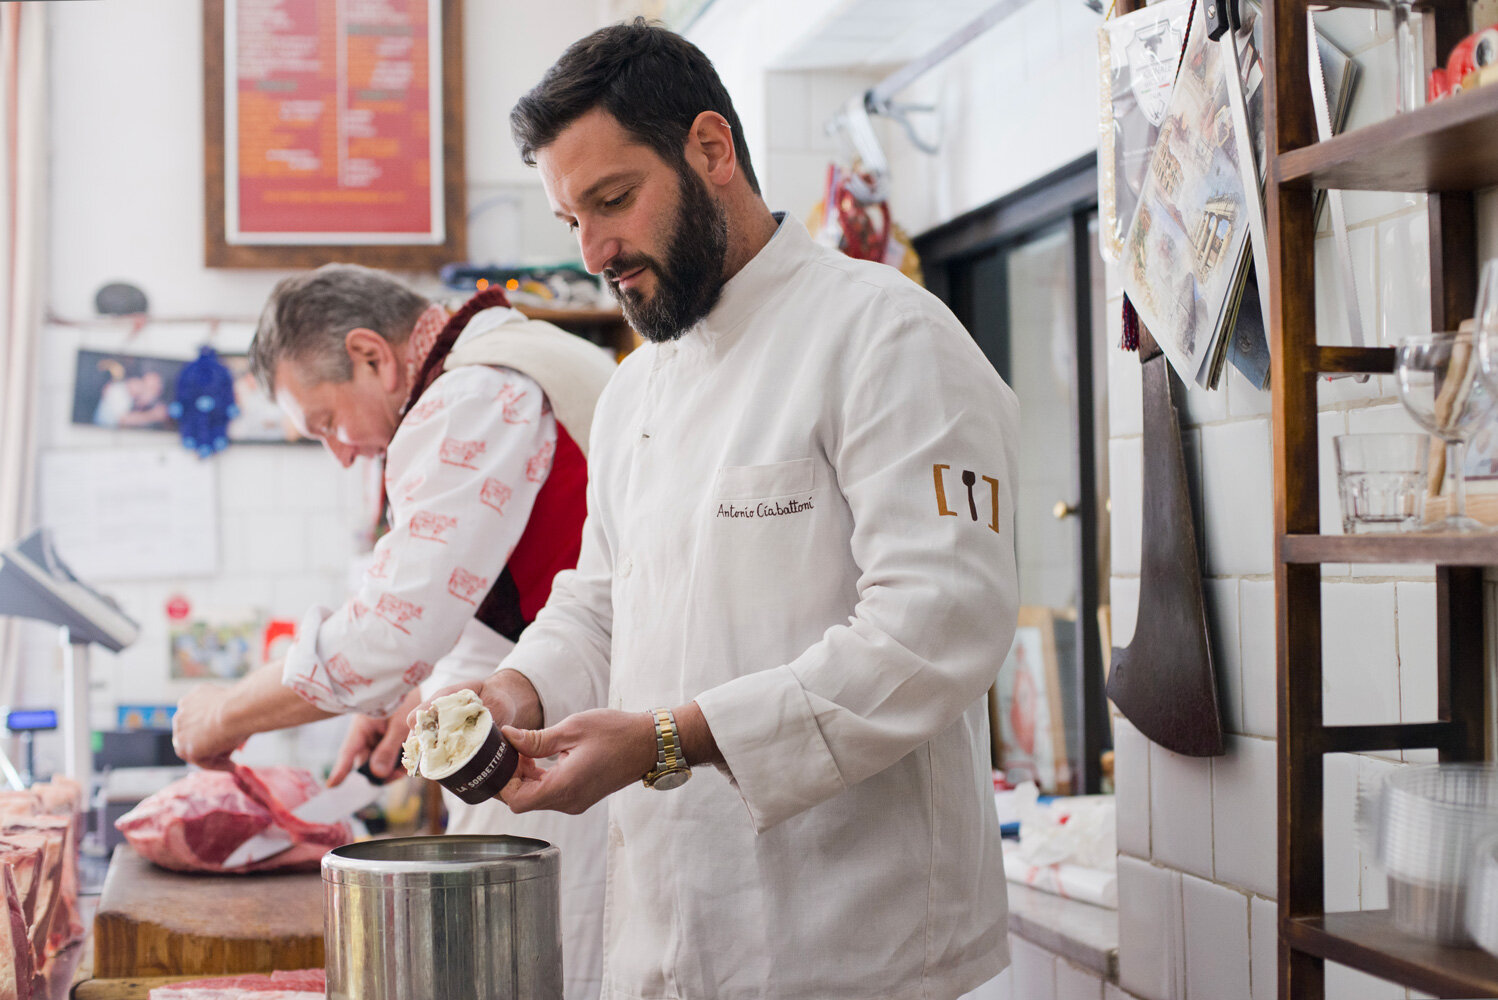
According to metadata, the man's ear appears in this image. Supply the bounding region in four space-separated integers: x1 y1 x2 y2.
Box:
345 328 402 392
686 110 736 189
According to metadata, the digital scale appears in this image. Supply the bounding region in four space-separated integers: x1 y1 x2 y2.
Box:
3 708 56 787
0 527 140 795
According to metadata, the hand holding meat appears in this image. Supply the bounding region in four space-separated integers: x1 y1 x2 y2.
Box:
173 684 242 769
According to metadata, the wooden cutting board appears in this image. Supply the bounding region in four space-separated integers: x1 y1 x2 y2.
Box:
73 975 219 999
91 847 324 978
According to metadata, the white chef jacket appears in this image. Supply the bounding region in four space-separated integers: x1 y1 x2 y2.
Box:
282 311 557 716
503 215 1020 1000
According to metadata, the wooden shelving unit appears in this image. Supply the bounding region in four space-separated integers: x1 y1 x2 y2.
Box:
1266 1 1494 997
514 304 638 358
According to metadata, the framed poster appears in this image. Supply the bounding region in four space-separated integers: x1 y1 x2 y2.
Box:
204 0 465 269
992 606 1071 794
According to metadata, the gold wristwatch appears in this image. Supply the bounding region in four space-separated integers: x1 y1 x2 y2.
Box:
643 707 691 790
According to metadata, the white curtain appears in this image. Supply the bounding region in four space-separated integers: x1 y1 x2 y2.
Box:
0 2 48 706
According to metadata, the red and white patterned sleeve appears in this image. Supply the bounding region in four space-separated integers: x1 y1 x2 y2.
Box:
281 366 558 715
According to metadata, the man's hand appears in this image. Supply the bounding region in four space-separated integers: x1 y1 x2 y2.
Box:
501 709 657 815
329 688 421 785
173 662 337 771
408 669 543 733
172 684 242 770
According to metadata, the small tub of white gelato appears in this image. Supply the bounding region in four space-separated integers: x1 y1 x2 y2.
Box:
402 690 519 804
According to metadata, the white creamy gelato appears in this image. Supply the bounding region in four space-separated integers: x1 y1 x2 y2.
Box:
402 689 495 780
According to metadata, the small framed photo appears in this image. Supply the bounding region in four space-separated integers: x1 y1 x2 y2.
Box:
992 606 1071 794
72 350 185 432
169 611 262 681
223 353 308 444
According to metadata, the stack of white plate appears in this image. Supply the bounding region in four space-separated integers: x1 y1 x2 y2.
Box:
1466 833 1498 956
1369 764 1498 945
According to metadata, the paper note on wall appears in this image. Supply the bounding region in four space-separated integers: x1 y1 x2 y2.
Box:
39 448 218 581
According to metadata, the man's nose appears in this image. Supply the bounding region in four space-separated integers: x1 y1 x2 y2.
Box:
325 438 357 468
577 219 619 276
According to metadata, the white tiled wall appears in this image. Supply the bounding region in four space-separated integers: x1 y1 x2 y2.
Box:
1182 874 1251 1000
1098 6 1498 1000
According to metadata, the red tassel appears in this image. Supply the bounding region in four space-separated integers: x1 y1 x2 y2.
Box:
1121 296 1140 352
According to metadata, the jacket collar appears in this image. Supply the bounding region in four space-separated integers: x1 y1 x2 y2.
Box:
686 212 812 347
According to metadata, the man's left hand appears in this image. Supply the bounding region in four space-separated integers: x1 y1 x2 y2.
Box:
501 709 658 815
172 684 242 770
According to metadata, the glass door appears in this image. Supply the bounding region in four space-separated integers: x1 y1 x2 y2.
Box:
917 158 1111 793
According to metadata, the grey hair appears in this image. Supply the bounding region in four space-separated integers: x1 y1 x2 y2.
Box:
249 263 431 394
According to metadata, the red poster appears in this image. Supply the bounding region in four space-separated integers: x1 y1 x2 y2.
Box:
227 0 440 243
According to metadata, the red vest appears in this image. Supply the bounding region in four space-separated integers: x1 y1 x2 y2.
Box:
400 288 589 642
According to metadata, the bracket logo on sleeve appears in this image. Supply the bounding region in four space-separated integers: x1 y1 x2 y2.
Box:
932 464 1001 534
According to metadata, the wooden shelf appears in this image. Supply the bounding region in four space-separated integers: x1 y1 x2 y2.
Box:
1274 83 1498 193
1280 532 1498 565
1287 911 1498 997
1314 345 1394 375
1267 3 1489 997
515 304 625 325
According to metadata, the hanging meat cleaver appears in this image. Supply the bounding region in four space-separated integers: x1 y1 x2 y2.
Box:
1106 337 1225 757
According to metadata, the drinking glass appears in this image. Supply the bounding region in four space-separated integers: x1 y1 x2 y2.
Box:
1474 259 1498 390
1395 331 1495 532
1384 0 1426 114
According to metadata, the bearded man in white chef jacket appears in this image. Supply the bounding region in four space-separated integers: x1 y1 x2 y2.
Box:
421 19 1020 1000
170 264 613 999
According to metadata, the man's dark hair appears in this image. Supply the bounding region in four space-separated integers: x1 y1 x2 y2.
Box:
510 18 760 195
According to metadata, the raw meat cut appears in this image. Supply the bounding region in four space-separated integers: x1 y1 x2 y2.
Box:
115 766 350 873
0 843 41 928
149 992 321 999
0 777 86 990
0 816 80 955
147 967 325 999
0 865 34 1000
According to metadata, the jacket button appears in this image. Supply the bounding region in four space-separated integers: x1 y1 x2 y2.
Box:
618 555 633 577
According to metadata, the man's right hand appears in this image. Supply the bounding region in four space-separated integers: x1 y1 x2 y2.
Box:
330 688 422 785
409 669 543 734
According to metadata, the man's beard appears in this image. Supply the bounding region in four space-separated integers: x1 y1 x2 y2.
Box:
603 167 728 343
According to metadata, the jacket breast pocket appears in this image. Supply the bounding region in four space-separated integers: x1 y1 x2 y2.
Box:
712 458 816 500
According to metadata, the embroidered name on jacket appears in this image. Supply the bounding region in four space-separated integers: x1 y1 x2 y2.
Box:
716 497 815 519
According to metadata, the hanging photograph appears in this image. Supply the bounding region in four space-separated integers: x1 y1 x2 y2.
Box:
72 350 185 432
1097 0 1191 264
169 611 262 681
992 606 1070 794
203 0 465 268
223 353 309 444
1121 4 1263 389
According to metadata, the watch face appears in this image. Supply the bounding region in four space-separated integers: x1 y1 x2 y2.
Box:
650 768 691 791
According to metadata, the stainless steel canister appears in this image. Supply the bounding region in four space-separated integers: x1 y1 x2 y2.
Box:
323 835 562 1000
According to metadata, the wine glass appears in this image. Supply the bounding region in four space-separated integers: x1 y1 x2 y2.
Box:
1475 259 1498 387
1395 330 1495 532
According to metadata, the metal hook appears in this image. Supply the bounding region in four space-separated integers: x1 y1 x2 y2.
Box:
868 98 942 155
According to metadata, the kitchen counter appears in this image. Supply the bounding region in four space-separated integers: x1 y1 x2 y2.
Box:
1006 881 1118 981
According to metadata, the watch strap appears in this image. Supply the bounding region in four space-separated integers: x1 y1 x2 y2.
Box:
644 706 690 788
